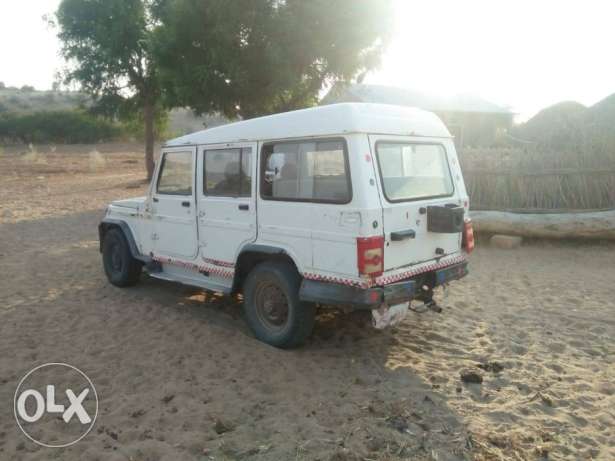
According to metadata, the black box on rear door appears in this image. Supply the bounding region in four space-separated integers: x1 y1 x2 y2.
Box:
427 206 464 233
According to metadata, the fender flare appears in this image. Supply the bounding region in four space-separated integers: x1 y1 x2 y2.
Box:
98 218 149 263
236 244 302 269
232 244 302 291
238 243 291 257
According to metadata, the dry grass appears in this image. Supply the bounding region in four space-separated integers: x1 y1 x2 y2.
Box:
460 147 615 211
88 149 107 172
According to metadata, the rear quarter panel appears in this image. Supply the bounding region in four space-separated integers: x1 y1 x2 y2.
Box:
310 134 384 277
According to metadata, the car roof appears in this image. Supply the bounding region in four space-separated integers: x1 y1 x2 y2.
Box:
164 103 451 147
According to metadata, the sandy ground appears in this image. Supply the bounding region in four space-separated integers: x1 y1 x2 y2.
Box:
0 144 614 460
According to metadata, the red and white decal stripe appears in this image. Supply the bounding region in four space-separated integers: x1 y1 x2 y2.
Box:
303 272 372 289
152 253 467 288
304 254 467 289
152 256 235 279
374 254 467 286
201 257 235 268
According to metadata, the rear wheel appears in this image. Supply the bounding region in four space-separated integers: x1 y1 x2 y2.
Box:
102 228 142 287
243 262 315 348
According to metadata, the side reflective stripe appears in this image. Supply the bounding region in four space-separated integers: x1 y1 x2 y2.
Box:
201 257 235 268
152 256 235 278
152 254 467 287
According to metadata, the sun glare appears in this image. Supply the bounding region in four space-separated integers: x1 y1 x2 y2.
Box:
369 0 615 118
1 0 614 119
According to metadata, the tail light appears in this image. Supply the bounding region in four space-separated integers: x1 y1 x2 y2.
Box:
357 236 384 278
462 219 475 254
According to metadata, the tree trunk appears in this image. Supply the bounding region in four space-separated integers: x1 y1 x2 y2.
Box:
471 210 615 240
143 100 155 181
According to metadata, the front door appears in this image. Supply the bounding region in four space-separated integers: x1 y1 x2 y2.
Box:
197 143 257 266
151 147 198 259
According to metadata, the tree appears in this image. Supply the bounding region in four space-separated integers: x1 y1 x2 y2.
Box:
56 0 163 179
56 0 393 179
154 0 394 119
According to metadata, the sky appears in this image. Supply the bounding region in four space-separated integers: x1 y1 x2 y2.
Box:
1 0 614 120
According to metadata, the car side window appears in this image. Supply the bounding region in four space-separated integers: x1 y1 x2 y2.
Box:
156 151 193 196
261 139 351 203
204 148 252 197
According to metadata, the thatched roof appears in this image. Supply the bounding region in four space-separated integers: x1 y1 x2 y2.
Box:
322 83 513 114
513 94 615 151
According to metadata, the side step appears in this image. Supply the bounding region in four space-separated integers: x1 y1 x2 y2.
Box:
144 260 163 273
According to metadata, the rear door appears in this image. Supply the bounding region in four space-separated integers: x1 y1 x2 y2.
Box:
197 143 257 265
369 135 462 271
151 147 198 259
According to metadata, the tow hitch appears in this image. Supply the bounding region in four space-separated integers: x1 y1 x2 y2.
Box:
371 283 447 328
407 298 442 314
409 283 445 314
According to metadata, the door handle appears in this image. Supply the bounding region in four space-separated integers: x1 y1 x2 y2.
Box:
391 229 416 241
181 201 191 207
238 204 249 211
153 197 159 203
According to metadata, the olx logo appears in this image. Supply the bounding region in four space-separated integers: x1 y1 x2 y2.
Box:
16 385 92 424
14 363 98 448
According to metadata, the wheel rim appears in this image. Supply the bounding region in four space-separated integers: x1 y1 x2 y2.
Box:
109 241 124 274
254 280 289 333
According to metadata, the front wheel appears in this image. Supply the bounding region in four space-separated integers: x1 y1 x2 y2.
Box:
243 262 316 348
102 228 142 287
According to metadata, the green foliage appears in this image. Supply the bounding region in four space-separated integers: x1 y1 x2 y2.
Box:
55 0 393 177
122 109 170 141
0 87 91 114
0 110 122 144
154 0 394 119
57 0 168 176
57 0 157 103
56 0 165 119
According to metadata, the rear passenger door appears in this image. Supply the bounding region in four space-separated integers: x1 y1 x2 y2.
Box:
197 143 257 266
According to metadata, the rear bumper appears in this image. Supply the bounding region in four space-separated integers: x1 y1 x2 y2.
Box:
300 278 417 309
300 261 468 309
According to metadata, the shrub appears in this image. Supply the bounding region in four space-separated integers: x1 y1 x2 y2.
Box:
0 110 122 144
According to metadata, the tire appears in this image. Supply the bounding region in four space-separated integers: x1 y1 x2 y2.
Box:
243 262 316 348
102 228 142 287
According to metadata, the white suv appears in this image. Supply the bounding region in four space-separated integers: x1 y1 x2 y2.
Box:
99 103 474 348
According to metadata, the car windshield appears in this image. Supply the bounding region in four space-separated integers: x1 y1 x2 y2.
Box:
376 142 454 202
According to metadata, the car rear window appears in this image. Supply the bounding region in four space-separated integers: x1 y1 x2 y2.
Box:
376 142 454 202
